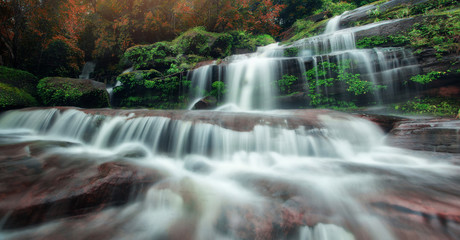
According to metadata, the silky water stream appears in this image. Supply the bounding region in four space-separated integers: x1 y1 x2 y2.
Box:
1 9 460 240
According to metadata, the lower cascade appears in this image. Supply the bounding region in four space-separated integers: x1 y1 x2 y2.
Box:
0 108 459 239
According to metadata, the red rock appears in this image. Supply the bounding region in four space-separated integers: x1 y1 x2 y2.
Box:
0 141 164 229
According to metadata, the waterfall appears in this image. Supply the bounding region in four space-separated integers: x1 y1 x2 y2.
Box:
0 108 458 239
186 17 419 109
79 61 96 79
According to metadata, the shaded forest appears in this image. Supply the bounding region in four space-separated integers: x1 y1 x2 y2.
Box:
0 0 370 81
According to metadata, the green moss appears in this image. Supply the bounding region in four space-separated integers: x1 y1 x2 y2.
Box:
0 66 38 96
407 14 460 56
394 97 460 116
356 35 410 49
284 19 327 43
37 77 109 108
0 83 38 110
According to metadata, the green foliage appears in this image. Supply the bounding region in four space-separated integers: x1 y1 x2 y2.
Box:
356 35 410 49
410 71 447 84
37 77 110 108
275 0 323 29
124 42 178 71
174 27 213 56
407 15 460 56
321 0 357 16
0 66 38 96
394 97 460 116
285 19 325 42
117 70 163 88
277 75 298 94
208 81 227 101
210 34 233 58
0 83 38 110
39 38 85 78
409 0 458 15
304 60 382 107
284 47 299 57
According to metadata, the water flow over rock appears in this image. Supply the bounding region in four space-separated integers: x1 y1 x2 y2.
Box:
0 108 459 239
187 14 420 109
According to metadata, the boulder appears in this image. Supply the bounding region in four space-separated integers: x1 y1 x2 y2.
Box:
190 96 217 110
37 77 110 108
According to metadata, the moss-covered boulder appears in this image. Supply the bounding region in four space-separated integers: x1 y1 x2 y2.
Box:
112 71 187 109
0 66 38 96
123 42 178 71
37 77 110 108
0 83 38 110
0 66 39 110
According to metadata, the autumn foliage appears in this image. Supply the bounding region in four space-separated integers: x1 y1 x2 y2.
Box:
0 0 285 79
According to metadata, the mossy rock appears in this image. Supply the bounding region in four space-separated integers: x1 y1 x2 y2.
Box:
116 70 163 88
37 77 110 108
112 74 186 109
0 83 38 111
123 42 178 71
0 66 38 96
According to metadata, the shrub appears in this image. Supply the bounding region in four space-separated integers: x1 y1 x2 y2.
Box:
0 66 38 96
0 83 38 110
37 77 109 108
394 97 460 116
277 75 298 94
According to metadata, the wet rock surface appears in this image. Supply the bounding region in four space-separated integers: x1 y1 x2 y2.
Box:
388 118 460 153
0 141 164 230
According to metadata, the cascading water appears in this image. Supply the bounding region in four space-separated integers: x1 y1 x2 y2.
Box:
187 13 420 109
0 8 458 240
79 61 96 79
0 108 459 239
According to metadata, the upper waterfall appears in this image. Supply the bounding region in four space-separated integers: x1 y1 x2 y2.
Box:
186 13 420 111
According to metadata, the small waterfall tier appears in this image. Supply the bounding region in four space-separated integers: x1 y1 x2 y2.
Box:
187 16 420 109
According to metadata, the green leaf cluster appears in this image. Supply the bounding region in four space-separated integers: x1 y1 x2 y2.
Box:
409 71 447 84
37 77 110 108
394 97 460 116
356 35 410 49
277 75 298 94
208 81 227 101
304 60 381 107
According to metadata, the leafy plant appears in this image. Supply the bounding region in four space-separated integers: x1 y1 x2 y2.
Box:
410 71 447 84
304 60 384 107
277 75 298 94
394 97 460 116
208 81 227 101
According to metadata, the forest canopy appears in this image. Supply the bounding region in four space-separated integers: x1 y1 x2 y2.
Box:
0 0 364 80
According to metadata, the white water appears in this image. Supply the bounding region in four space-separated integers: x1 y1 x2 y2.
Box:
0 108 458 239
0 9 456 240
79 61 96 79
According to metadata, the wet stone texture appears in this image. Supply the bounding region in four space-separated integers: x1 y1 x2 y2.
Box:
388 119 460 154
0 141 164 230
